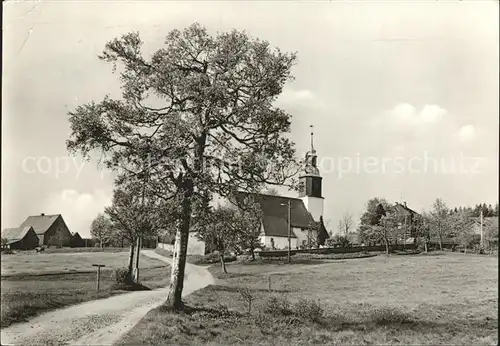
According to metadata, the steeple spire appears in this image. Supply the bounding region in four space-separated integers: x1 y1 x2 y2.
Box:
310 124 315 153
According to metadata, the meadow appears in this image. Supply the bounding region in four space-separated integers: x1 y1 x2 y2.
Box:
0 250 162 277
120 252 498 345
1 251 170 327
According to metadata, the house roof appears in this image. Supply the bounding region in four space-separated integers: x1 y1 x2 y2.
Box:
470 217 498 228
19 214 61 235
393 202 420 217
231 192 317 238
2 226 35 244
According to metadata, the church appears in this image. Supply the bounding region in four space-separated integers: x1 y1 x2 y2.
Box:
230 126 328 250
157 126 329 254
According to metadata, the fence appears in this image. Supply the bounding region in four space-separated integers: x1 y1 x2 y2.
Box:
258 243 417 258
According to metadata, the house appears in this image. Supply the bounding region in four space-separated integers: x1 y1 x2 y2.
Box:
70 232 85 248
470 216 498 235
19 214 72 247
392 202 421 242
1 226 39 250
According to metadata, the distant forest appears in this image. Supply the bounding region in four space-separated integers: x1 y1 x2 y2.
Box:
450 203 498 217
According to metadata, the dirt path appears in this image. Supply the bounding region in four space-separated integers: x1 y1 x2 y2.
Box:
0 250 215 346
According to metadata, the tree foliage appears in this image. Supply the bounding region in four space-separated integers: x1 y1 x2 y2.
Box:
358 198 391 244
90 213 113 247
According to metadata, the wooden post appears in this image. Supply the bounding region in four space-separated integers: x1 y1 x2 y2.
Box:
480 210 484 247
287 200 291 264
134 236 142 283
92 264 106 291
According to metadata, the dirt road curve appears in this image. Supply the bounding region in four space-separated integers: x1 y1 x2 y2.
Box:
0 250 215 346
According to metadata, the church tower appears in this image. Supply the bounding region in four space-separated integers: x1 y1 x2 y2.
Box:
298 125 324 222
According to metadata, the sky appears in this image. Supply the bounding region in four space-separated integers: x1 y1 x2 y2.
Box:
2 0 499 237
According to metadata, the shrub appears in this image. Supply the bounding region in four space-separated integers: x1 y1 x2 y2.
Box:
264 295 292 316
368 306 412 325
292 298 324 322
238 287 255 314
111 268 131 284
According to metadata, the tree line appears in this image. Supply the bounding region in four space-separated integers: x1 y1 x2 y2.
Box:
356 197 498 254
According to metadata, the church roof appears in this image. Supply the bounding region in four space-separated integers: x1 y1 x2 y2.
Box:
231 192 317 238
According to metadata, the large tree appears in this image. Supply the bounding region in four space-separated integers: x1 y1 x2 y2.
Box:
67 24 298 310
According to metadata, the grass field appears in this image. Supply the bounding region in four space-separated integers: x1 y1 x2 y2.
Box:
1 252 170 328
1 250 163 277
120 252 498 345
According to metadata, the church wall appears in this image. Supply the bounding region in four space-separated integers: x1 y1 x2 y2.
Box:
260 235 298 250
294 228 319 248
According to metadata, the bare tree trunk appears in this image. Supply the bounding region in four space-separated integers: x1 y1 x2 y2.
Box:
220 253 227 274
437 222 443 251
250 245 255 260
464 245 467 254
384 238 389 254
165 183 193 311
127 241 135 281
424 242 428 253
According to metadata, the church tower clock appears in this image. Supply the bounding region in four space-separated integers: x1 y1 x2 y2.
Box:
298 125 324 222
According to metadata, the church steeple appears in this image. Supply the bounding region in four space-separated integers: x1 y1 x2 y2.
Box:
298 125 322 199
310 124 316 154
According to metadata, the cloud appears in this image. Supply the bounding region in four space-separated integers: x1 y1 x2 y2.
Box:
43 189 112 238
389 103 446 127
276 88 324 109
457 124 476 142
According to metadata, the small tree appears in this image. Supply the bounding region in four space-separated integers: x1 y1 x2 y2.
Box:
452 213 474 254
338 211 354 237
232 199 263 260
367 213 398 254
414 214 431 253
105 176 166 281
484 221 499 254
429 198 450 250
358 198 391 245
196 205 239 274
90 213 113 248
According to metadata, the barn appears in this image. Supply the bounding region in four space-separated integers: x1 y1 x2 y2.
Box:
1 226 39 250
70 232 85 248
19 214 72 247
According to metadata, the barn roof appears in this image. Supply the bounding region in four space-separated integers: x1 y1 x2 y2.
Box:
19 214 61 235
231 192 317 238
1 226 35 244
